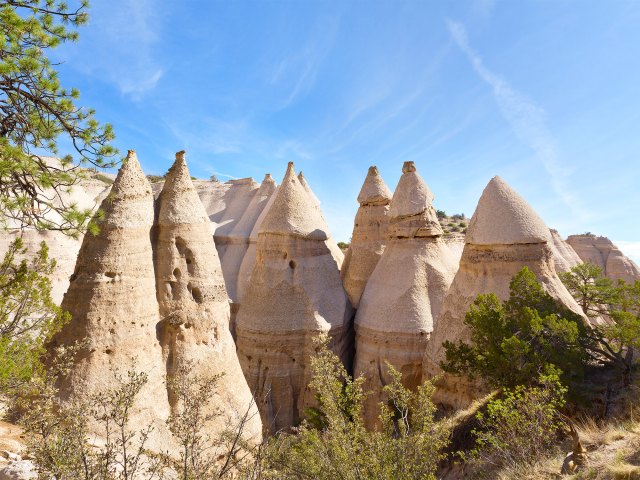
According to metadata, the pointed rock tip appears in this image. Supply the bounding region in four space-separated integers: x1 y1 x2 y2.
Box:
466 175 551 245
388 161 435 218
259 162 328 239
158 151 208 224
112 149 150 195
357 165 392 205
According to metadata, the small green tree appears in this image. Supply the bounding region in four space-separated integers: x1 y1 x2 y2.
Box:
561 264 640 385
0 0 117 236
441 267 589 393
265 335 448 479
0 237 69 394
559 262 618 317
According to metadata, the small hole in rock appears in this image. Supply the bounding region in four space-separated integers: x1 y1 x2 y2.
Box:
105 349 113 354
105 271 116 278
173 268 181 279
289 260 296 269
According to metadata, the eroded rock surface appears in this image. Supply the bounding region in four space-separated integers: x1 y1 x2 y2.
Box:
567 234 640 283
154 151 262 442
50 151 173 451
235 162 353 433
341 166 392 308
354 161 458 427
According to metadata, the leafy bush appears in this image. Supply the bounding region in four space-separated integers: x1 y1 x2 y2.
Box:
469 373 566 469
436 210 447 220
337 241 350 250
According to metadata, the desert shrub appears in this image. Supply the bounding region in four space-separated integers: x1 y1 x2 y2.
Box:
146 174 165 183
450 226 460 232
458 222 466 228
264 336 448 479
210 174 220 182
337 241 350 250
441 267 589 394
436 210 447 219
452 213 465 220
469 373 566 469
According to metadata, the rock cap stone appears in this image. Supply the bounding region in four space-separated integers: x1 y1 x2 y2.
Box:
357 166 392 206
466 176 551 246
388 161 435 219
260 162 329 240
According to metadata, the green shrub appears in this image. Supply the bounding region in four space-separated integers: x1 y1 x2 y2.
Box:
265 335 449 479
470 373 566 469
441 267 589 394
436 210 447 220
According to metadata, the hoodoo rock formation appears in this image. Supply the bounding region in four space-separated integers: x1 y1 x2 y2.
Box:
220 174 277 304
550 228 582 273
50 151 173 450
567 234 640 283
154 152 262 441
341 166 392 308
354 161 458 427
423 176 583 409
235 162 353 433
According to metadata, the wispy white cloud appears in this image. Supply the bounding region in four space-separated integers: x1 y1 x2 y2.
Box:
447 20 588 221
166 117 248 156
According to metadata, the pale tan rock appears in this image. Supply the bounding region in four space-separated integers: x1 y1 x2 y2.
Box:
354 161 458 428
218 174 277 305
235 162 353 433
154 151 262 443
298 171 345 268
424 176 583 409
50 151 173 451
341 166 392 308
567 234 640 283
549 229 582 273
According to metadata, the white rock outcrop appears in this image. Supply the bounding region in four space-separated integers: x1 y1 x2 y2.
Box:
567 234 640 283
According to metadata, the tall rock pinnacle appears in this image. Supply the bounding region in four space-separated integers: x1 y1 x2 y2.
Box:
423 176 583 409
235 161 353 433
154 151 262 442
354 161 458 428
51 150 172 450
341 166 392 308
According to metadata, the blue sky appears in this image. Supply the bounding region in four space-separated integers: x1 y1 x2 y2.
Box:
54 0 640 260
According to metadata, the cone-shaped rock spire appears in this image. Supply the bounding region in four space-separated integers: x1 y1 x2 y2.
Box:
154 151 262 442
466 176 551 245
51 151 173 451
236 162 353 433
260 162 329 240
298 171 321 207
341 166 392 308
549 229 582 273
424 176 583 409
357 166 393 205
354 161 458 428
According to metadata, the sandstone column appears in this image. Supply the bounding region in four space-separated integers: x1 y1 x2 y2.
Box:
354 161 458 428
341 166 392 308
423 176 584 409
235 162 353 433
154 151 262 442
51 150 172 451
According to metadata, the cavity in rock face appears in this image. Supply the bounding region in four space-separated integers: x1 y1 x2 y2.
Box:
154 151 262 443
423 176 584 410
50 151 173 452
341 166 392 308
354 161 458 429
235 162 353 433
